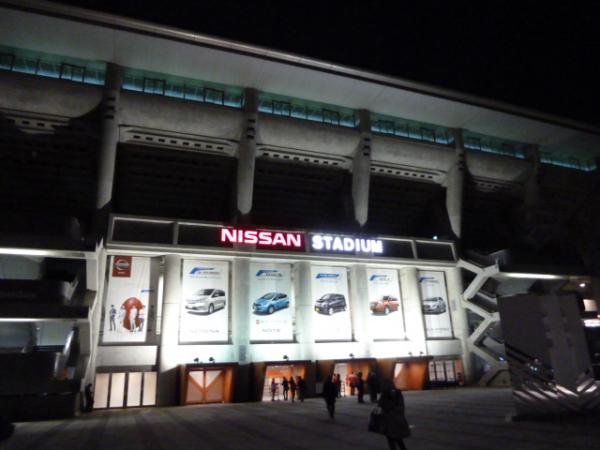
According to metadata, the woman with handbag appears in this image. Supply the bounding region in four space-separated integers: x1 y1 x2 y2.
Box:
378 380 410 450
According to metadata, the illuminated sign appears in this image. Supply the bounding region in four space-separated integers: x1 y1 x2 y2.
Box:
310 234 384 255
220 228 303 248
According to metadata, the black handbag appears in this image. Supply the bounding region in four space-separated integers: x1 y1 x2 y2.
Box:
368 407 385 434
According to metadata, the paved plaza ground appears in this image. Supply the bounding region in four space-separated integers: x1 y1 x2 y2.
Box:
2 387 600 450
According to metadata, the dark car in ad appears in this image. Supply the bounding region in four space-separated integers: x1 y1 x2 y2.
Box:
314 293 347 315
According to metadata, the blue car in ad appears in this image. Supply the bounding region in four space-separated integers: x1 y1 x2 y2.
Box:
253 292 290 314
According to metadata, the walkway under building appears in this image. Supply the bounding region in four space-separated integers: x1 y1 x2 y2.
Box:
3 388 599 450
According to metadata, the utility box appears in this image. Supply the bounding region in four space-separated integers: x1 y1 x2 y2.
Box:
498 293 600 418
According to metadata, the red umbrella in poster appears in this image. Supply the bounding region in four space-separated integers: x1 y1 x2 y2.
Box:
120 297 145 332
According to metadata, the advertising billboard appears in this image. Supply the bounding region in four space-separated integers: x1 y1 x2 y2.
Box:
366 268 405 340
103 256 152 343
249 263 294 341
180 260 229 343
311 265 352 341
418 270 453 339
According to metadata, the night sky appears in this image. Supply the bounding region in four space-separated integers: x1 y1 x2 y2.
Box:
55 0 600 126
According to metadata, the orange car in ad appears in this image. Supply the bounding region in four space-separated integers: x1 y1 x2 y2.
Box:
370 295 399 315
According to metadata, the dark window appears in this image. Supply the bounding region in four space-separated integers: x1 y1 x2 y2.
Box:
273 100 291 116
205 88 224 105
322 109 340 125
379 120 395 134
421 127 435 142
143 78 165 95
0 53 14 70
60 63 86 82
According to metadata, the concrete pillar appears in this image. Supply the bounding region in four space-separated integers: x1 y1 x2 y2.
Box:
446 267 474 383
399 267 427 355
352 110 372 227
445 129 466 239
350 265 371 355
294 262 315 361
236 88 259 222
231 258 251 363
157 254 181 406
94 63 123 241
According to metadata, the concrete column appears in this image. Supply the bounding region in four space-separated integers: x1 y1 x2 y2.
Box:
231 258 250 362
157 254 181 406
294 262 315 361
446 267 474 383
352 110 372 227
350 265 371 355
236 88 259 222
445 129 466 239
399 267 427 354
94 63 123 241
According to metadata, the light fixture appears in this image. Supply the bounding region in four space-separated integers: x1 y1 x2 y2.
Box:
503 272 561 280
209 357 215 363
432 235 438 240
580 282 587 288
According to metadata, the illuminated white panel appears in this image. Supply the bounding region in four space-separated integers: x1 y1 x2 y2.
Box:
109 373 126 408
126 372 142 407
142 372 157 406
93 373 110 409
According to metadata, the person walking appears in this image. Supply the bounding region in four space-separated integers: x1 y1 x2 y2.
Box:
270 378 277 401
289 376 297 403
367 371 380 403
297 376 306 402
334 373 342 398
378 380 410 450
282 377 289 401
349 372 356 396
356 372 365 403
323 375 337 419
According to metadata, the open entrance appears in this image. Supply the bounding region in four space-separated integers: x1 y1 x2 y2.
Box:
392 357 431 390
332 359 374 397
262 364 306 402
180 364 236 405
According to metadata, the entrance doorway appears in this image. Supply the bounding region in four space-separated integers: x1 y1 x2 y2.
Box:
262 364 306 402
93 371 157 409
181 365 235 404
333 360 372 397
393 357 432 390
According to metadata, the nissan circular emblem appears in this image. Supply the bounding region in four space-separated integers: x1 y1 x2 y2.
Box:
112 255 133 277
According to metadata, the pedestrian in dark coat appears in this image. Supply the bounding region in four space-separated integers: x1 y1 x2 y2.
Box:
367 371 380 403
282 377 289 401
356 372 365 403
378 380 410 450
322 375 337 418
297 376 306 402
289 377 297 403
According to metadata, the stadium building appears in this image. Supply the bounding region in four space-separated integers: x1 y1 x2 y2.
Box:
1 0 599 419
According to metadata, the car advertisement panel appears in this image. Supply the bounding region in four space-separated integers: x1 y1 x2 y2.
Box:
104 256 152 343
249 263 293 341
180 260 229 343
366 268 405 340
311 265 352 341
418 270 453 339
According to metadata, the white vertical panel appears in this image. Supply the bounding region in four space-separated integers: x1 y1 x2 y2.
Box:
126 372 142 407
94 373 110 409
109 372 126 408
142 372 157 406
